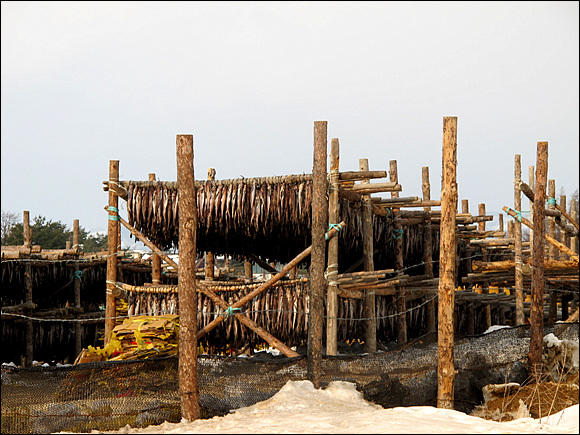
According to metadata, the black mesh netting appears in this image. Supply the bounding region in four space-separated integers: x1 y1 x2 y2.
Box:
2 323 577 434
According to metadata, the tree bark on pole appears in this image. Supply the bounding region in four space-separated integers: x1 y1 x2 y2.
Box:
547 180 556 260
326 138 340 356
23 210 31 249
514 155 525 326
391 159 407 345
437 116 458 410
176 134 200 421
149 173 162 285
105 160 119 345
359 158 377 353
529 166 535 251
205 168 216 281
423 167 436 334
308 120 328 389
529 141 548 382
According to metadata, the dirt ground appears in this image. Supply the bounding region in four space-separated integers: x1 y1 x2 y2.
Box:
472 373 579 422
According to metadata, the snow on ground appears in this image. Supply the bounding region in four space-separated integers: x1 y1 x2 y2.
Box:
76 380 578 435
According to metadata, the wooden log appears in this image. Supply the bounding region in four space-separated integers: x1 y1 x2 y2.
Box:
348 181 402 194
359 158 376 353
326 138 340 356
548 180 557 260
105 160 119 345
528 166 535 250
478 203 486 232
338 170 386 181
23 210 31 249
372 196 418 204
391 159 407 346
529 141 548 381
73 219 80 252
559 195 569 259
308 120 328 389
503 207 579 262
1 301 37 313
423 166 436 333
148 173 163 285
204 169 216 281
437 116 457 410
472 259 578 272
244 258 253 281
176 134 200 421
571 198 578 254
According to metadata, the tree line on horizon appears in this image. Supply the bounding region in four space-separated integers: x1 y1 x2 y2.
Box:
1 211 108 252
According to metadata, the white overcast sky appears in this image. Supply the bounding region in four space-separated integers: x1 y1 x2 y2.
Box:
1 1 578 244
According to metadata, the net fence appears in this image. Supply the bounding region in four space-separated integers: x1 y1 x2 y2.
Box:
2 323 577 434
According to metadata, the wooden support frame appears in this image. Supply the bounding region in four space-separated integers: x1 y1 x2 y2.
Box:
437 116 458 409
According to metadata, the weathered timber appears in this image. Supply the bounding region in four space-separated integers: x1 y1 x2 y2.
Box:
105 160 119 345
529 142 548 381
308 120 328 388
176 134 200 421
326 138 340 356
438 116 457 409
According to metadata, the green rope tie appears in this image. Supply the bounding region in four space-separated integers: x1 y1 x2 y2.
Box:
325 223 343 240
393 229 404 239
73 270 84 281
504 206 522 222
548 197 557 206
108 215 120 221
108 206 119 213
223 306 242 317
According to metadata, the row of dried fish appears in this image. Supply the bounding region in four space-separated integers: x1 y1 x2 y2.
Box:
124 281 430 349
126 181 433 271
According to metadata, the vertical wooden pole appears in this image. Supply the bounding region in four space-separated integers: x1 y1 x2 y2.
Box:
105 160 119 345
390 159 407 345
571 198 578 255
560 195 569 320
24 260 33 367
73 218 82 357
437 116 458 409
360 158 377 353
547 180 557 323
149 173 162 285
529 166 535 250
478 203 486 233
308 120 328 388
177 134 200 420
423 167 436 334
547 180 557 260
560 195 569 260
23 210 31 249
205 168 216 280
498 214 504 232
326 138 340 356
461 199 475 334
529 142 548 381
73 219 80 252
514 155 525 326
244 259 253 281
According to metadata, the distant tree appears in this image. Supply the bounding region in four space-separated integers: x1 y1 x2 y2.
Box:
1 210 20 245
1 213 108 252
82 232 108 252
